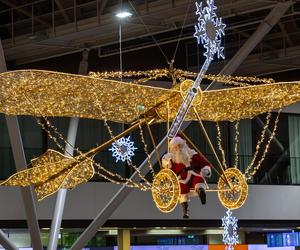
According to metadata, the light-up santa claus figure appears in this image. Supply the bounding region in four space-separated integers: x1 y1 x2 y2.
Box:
162 136 212 218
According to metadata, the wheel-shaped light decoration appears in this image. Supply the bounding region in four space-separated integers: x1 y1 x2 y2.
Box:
222 209 239 250
194 0 226 60
109 136 137 163
217 168 248 210
151 169 180 213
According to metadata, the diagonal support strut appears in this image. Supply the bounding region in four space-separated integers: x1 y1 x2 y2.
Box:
1 40 43 250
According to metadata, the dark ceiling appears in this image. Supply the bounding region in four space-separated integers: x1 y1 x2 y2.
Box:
0 0 299 77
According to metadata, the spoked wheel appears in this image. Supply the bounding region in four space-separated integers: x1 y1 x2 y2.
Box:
151 169 180 213
217 168 248 210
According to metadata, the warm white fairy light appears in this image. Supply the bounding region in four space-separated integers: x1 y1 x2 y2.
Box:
194 0 226 60
109 136 137 162
222 209 239 250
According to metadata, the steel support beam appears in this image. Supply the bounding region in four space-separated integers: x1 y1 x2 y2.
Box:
5 117 44 250
210 1 293 89
279 22 293 47
0 230 18 250
0 0 50 28
220 1 292 75
47 49 89 250
0 42 18 250
235 29 276 51
100 0 108 14
255 116 285 153
0 40 43 250
260 150 289 184
47 117 79 250
55 0 71 23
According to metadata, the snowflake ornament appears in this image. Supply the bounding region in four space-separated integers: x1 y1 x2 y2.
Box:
109 136 137 163
194 0 226 60
222 209 239 250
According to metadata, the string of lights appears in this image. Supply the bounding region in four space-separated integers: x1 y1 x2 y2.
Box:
26 81 154 191
246 110 281 180
36 116 149 190
26 89 150 191
89 83 154 187
138 123 156 177
244 112 272 179
89 69 274 87
216 122 228 169
233 121 240 168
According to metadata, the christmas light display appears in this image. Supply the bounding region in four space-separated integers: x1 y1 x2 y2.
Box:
222 209 239 250
109 136 137 163
194 0 226 60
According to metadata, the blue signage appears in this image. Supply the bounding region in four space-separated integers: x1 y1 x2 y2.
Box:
267 232 300 247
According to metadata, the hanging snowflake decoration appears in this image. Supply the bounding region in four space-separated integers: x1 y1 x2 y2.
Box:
222 209 239 250
194 0 226 60
109 136 137 163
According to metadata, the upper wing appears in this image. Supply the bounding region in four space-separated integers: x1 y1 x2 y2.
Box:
1 70 300 123
155 80 300 122
196 81 300 121
0 70 181 123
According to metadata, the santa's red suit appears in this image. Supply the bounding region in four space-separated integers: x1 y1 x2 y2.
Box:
162 137 212 203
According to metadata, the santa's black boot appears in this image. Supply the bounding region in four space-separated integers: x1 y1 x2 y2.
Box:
197 188 206 205
181 202 189 219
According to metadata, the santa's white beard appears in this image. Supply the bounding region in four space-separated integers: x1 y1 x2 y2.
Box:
173 148 192 166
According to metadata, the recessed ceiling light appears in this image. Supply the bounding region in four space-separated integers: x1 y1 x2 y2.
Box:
116 11 132 18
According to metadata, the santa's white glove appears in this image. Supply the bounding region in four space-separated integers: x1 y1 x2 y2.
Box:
162 153 173 169
201 166 212 178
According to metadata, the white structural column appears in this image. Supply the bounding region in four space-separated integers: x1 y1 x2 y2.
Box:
0 230 17 250
0 41 43 250
70 3 293 249
0 42 18 250
47 49 89 250
47 118 79 250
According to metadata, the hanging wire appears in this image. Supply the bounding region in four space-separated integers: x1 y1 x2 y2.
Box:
128 0 193 65
118 0 123 81
119 23 123 81
171 0 193 63
128 0 170 63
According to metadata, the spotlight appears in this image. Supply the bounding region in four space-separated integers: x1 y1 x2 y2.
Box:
116 11 132 18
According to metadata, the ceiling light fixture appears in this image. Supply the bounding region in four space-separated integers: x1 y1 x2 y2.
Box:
116 11 132 18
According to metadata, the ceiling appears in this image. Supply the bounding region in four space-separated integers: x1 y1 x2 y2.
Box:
0 0 299 76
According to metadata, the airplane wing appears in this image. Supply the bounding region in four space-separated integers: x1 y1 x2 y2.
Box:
196 80 300 121
0 70 181 123
154 79 300 122
1 70 300 123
